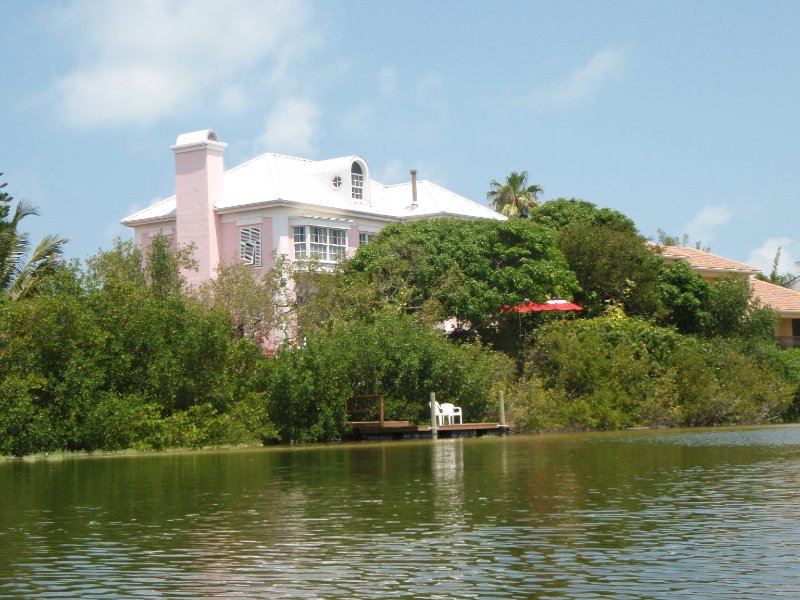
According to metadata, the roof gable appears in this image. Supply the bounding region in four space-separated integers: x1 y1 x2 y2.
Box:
751 278 800 313
657 245 761 275
122 151 503 225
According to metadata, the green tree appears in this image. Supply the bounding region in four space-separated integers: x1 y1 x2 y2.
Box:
513 316 793 431
255 312 513 443
0 174 67 301
487 171 543 218
655 229 709 251
658 260 712 333
197 256 293 345
557 220 663 317
343 217 579 339
525 198 662 317
529 198 636 232
145 233 197 299
755 246 794 287
706 275 752 337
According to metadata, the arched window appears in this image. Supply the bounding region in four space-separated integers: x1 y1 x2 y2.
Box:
351 162 364 200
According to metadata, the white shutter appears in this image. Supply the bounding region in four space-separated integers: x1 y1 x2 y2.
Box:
240 227 262 267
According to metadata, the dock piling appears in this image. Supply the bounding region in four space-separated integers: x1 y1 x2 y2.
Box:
430 391 438 439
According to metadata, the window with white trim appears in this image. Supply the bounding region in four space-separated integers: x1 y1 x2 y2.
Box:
293 226 307 258
351 162 363 200
293 225 347 262
359 233 375 246
239 226 262 267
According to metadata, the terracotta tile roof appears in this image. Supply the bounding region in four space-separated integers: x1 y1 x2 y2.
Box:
751 278 800 313
656 245 762 275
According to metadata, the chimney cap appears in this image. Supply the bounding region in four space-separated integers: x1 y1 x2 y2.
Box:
171 129 227 153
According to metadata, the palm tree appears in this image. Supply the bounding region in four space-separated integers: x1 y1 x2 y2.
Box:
1 174 68 301
486 171 543 218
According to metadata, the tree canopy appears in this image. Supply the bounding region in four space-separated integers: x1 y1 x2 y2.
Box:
529 198 636 232
487 171 543 218
0 174 67 301
1 172 797 456
343 217 579 336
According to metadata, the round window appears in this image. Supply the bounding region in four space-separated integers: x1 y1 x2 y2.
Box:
332 176 342 190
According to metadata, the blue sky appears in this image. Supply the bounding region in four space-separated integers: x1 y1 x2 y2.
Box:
2 0 799 275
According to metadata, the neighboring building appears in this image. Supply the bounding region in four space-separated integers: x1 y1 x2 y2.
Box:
658 245 800 348
657 246 761 280
122 129 504 286
750 279 800 348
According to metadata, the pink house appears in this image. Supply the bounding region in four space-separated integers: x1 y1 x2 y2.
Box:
122 129 504 286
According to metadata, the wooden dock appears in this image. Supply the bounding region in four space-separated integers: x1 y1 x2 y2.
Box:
348 421 510 441
346 395 509 441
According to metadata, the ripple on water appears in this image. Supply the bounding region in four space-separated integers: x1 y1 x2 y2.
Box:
3 427 800 598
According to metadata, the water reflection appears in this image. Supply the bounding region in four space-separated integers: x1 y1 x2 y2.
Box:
2 427 800 597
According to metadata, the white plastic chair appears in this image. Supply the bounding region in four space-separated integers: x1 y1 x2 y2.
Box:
440 402 463 425
430 400 446 426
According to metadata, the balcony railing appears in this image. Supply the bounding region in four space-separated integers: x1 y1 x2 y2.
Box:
776 336 800 349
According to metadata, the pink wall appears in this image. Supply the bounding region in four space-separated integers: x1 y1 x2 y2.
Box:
348 226 360 257
260 216 274 272
219 221 238 265
217 217 274 275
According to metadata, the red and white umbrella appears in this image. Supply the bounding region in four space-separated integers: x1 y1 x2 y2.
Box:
500 299 583 314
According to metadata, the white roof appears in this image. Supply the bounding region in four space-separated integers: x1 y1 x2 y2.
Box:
122 151 504 224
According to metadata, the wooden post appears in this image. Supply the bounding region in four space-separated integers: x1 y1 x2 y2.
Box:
499 390 506 426
430 391 438 439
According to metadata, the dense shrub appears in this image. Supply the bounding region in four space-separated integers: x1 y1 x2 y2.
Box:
254 312 514 443
510 316 794 431
0 242 272 455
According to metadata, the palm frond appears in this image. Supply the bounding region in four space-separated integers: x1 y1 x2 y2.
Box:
5 233 68 301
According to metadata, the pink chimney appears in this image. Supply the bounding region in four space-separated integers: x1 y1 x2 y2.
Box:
171 129 227 286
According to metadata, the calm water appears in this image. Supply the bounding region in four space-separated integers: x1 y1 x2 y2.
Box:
2 427 800 598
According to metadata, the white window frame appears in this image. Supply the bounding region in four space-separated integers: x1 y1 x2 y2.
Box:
351 163 364 200
240 226 262 267
359 233 375 246
293 225 347 262
293 226 307 259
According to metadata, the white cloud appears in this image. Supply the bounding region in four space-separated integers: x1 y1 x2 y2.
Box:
56 66 189 126
530 46 629 108
47 0 314 127
747 238 798 276
681 204 732 246
255 98 321 156
218 86 250 115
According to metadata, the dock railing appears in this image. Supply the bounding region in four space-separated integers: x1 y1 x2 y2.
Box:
348 395 385 427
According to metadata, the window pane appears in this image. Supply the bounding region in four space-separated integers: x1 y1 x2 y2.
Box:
310 243 327 261
293 226 307 258
311 226 327 244
294 226 349 263
351 173 364 200
330 229 346 246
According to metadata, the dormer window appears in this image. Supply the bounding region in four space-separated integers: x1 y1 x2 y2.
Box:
351 162 363 200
